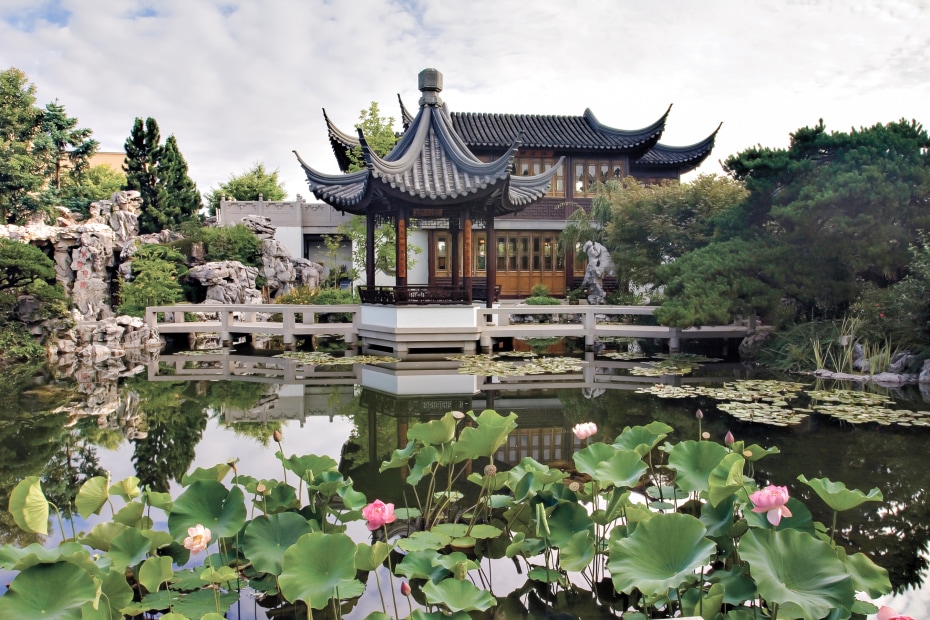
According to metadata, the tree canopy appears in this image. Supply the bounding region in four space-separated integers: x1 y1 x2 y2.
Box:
346 101 398 172
205 162 286 214
124 117 202 233
655 119 930 327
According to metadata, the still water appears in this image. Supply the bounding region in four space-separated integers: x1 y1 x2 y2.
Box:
1 343 928 618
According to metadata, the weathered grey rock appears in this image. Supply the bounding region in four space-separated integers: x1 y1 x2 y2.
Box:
108 190 141 250
293 258 326 290
239 214 276 239
187 261 263 304
261 238 297 297
919 359 930 384
581 240 614 305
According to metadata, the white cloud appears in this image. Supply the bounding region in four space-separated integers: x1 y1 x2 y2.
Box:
2 0 928 197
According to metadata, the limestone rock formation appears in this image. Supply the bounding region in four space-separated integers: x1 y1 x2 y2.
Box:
187 261 263 304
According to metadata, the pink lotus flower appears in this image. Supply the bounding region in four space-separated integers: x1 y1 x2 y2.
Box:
183 524 212 554
749 485 793 526
400 581 411 596
572 422 598 441
362 499 397 531
878 606 915 620
724 431 735 446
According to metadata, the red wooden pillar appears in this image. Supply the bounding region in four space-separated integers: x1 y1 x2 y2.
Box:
396 206 407 288
463 207 473 303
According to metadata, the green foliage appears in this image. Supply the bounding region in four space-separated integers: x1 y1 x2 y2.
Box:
32 99 98 192
205 163 286 214
57 164 125 215
0 323 44 367
346 101 398 172
0 68 45 223
337 214 421 278
530 283 549 297
123 117 161 227
124 117 201 233
0 238 55 293
524 295 561 306
152 134 202 231
189 223 262 266
118 244 188 316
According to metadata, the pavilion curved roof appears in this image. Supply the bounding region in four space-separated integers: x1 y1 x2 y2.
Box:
631 123 721 173
297 71 562 216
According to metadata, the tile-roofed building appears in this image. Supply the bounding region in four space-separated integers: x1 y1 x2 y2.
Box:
297 68 720 301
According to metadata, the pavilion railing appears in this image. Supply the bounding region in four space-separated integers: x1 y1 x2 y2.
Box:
359 284 500 305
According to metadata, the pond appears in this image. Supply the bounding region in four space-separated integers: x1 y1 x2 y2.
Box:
1 341 928 618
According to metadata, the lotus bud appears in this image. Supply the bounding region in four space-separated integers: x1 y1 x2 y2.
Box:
484 464 498 477
724 430 735 446
695 408 704 420
454 561 468 580
400 581 411 596
273 429 283 443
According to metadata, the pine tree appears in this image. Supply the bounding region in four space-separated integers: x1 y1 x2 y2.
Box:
123 116 161 228
33 100 98 191
0 68 44 223
153 135 202 231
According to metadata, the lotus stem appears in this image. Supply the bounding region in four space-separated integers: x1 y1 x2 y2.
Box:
382 524 399 619
831 510 838 545
373 567 387 614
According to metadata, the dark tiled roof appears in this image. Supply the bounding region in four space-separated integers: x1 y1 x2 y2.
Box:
449 107 668 152
298 101 561 215
631 123 721 173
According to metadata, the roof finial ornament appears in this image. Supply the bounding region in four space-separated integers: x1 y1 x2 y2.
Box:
418 68 443 107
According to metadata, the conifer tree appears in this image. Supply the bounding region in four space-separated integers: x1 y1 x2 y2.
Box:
123 117 162 225
0 68 44 223
153 135 202 231
33 100 98 191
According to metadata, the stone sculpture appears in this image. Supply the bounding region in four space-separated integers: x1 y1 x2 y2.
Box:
581 240 614 305
109 190 142 250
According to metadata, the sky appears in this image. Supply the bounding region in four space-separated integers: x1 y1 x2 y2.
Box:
3 0 930 203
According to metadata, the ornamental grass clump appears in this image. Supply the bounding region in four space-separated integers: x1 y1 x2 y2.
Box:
1 410 893 619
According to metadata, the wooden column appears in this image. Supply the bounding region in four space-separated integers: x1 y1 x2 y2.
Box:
450 213 460 290
365 211 376 290
463 207 473 303
396 206 408 288
485 208 496 308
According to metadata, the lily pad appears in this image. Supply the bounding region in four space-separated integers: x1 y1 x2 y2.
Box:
0 561 97 618
279 531 362 610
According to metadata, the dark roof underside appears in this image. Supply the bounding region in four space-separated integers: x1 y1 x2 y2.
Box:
631 123 720 173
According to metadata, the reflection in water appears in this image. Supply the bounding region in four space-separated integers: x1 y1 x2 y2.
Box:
1 350 929 607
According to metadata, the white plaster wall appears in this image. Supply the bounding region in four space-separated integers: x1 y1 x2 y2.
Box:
360 305 478 329
275 226 303 259
360 367 479 396
408 229 429 285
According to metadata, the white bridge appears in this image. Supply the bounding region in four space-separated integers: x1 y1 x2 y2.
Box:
145 303 751 357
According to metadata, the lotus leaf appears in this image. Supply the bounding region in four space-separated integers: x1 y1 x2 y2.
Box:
379 440 416 472
86 568 135 620
607 513 716 598
452 410 518 461
242 512 314 576
586 447 648 488
8 476 48 535
112 501 146 527
165 588 238 618
279 531 361 610
558 529 596 572
707 452 746 507
354 541 391 572
278 453 338 483
107 526 151 569
167 480 247 540
138 555 174 593
797 475 883 512
109 476 142 501
546 502 593 547
740 528 855 619
396 549 446 580
837 548 891 598
82 522 130 552
181 462 232 485
75 475 110 518
667 440 728 493
422 577 498 612
614 421 673 455
434 552 479 574
396 530 451 552
407 411 457 445
0 561 97 619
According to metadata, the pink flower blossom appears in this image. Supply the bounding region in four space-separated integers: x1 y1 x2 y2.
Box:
572 422 598 441
183 524 212 554
877 606 915 620
749 485 793 526
724 431 735 445
362 499 397 531
400 581 412 596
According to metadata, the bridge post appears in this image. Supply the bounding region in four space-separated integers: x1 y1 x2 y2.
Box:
583 308 596 349
283 308 296 350
669 328 682 353
220 308 232 347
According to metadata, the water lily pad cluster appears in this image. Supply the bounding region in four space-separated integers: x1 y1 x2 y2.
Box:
603 351 650 361
629 360 699 376
635 384 699 399
448 354 584 376
1 412 893 619
807 390 930 425
274 351 396 366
